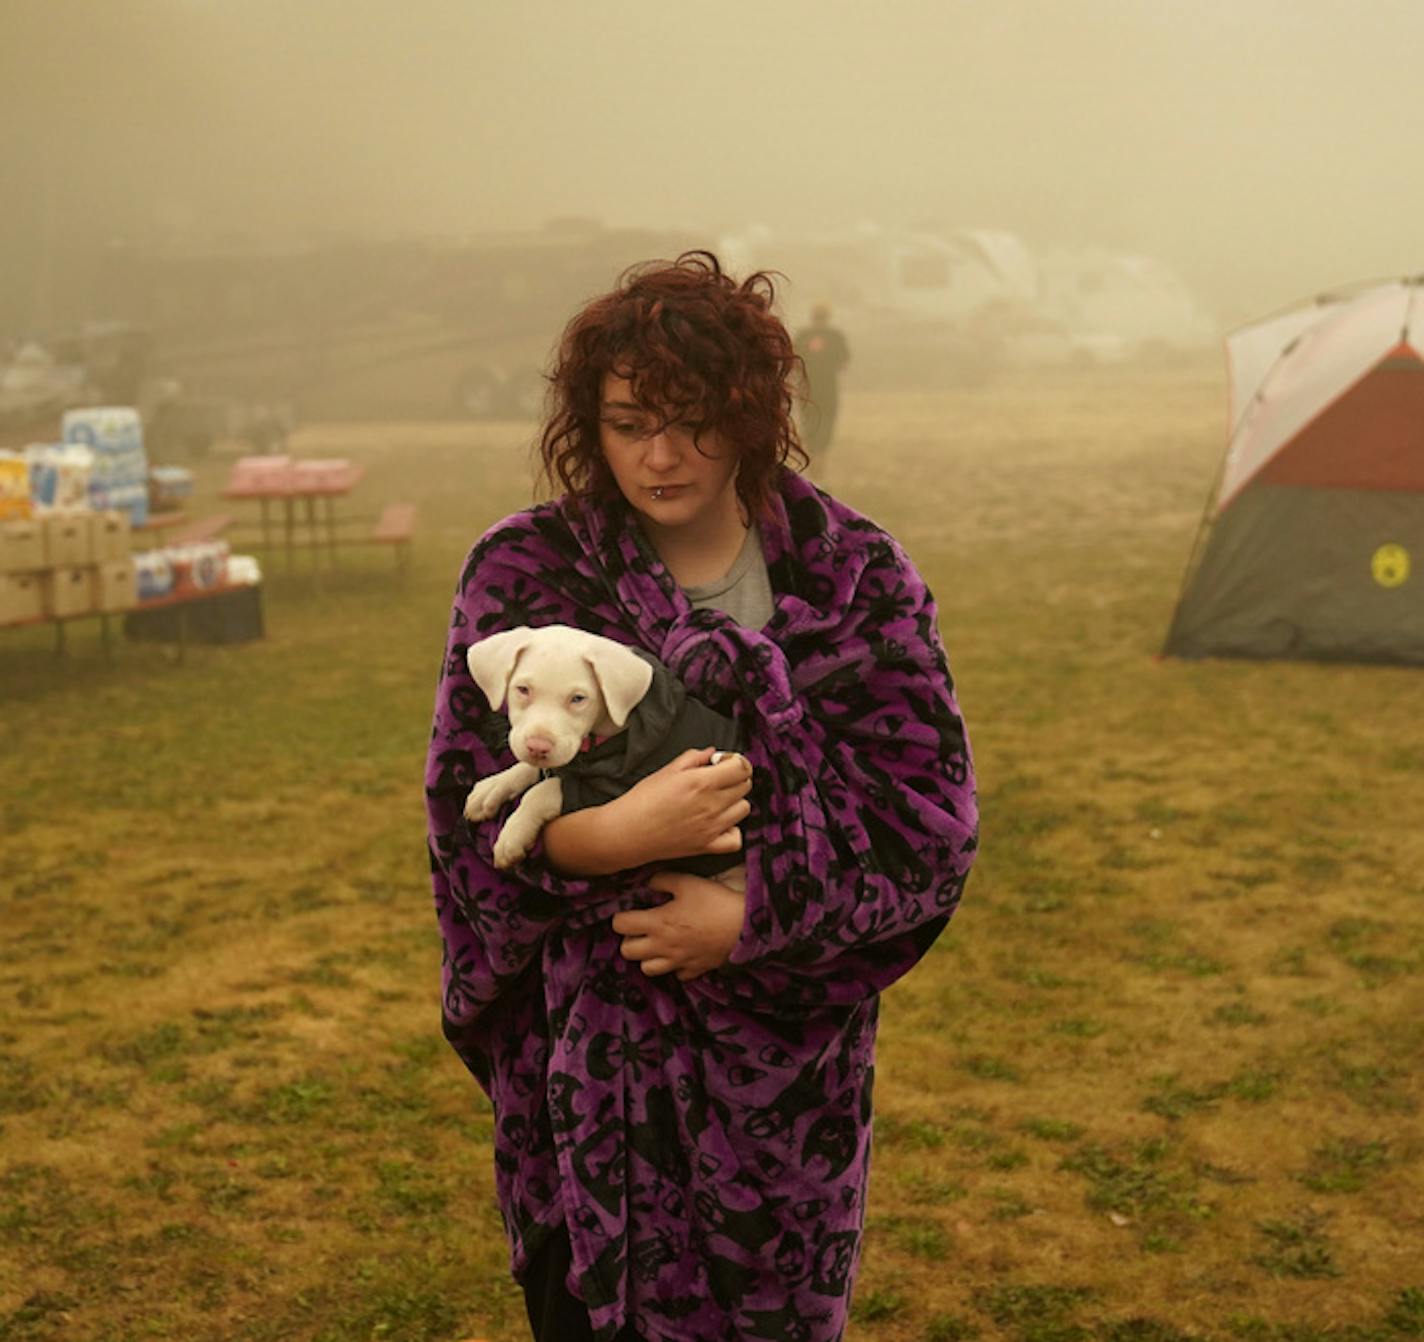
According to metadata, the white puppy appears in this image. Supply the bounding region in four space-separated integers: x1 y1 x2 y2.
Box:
463 624 740 870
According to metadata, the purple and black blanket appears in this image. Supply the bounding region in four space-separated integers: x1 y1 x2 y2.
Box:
425 468 977 1342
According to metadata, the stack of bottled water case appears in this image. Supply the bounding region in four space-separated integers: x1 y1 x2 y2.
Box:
61 407 149 527
24 444 94 513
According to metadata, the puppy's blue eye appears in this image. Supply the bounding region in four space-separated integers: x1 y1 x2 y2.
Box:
569 693 588 706
513 685 530 697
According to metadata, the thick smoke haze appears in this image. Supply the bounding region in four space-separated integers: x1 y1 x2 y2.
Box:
4 0 1423 327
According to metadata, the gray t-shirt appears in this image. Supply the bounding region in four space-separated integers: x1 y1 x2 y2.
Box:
681 523 774 630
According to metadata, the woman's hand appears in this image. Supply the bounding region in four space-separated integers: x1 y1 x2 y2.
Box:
540 748 751 877
613 747 752 868
612 871 747 981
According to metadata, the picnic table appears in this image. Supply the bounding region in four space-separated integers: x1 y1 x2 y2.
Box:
216 455 415 578
220 455 368 571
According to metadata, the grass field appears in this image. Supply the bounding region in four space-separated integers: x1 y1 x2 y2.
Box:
2 363 1422 1342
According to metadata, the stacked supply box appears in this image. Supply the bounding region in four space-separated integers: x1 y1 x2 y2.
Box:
62 407 149 527
0 518 44 571
87 509 139 613
0 517 46 624
42 513 91 567
0 571 44 625
45 567 93 619
89 510 131 562
0 508 134 627
39 513 94 620
92 559 138 613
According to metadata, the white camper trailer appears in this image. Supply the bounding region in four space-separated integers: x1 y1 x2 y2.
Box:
1032 248 1218 363
721 224 1215 380
719 223 1041 385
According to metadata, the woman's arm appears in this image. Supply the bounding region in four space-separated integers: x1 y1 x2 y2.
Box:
672 538 977 1011
611 871 746 981
541 748 752 876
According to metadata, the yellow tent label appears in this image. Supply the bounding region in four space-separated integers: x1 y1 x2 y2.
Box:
1371 543 1411 588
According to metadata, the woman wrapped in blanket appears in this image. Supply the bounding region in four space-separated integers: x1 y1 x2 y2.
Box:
426 251 977 1342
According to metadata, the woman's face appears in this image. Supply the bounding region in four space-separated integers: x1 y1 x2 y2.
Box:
597 372 740 531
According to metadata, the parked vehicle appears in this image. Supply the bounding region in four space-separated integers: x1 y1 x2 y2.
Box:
1031 248 1217 363
719 223 1041 385
718 222 1217 382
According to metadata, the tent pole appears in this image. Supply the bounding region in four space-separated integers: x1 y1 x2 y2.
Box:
1161 436 1229 657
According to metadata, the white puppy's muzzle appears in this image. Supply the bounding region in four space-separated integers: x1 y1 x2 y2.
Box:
510 724 577 768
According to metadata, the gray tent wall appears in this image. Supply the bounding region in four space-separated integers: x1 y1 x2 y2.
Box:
1163 483 1424 663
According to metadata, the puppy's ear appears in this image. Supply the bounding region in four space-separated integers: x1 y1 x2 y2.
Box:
582 639 653 729
466 627 533 711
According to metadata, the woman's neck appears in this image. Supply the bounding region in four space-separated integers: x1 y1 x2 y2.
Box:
641 492 749 588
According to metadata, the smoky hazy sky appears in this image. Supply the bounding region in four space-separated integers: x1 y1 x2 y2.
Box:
4 0 1423 323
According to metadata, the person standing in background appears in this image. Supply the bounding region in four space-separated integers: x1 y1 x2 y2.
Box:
794 302 850 468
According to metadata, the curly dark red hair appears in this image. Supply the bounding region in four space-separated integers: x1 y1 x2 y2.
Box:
538 250 806 517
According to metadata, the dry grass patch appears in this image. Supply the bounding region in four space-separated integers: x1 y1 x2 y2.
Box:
4 367 1423 1339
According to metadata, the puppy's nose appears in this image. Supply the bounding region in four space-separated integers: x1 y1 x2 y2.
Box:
523 734 555 762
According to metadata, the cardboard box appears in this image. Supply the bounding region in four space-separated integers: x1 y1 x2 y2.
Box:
42 514 93 568
43 566 93 619
92 560 138 613
0 518 45 573
88 510 131 563
0 573 45 626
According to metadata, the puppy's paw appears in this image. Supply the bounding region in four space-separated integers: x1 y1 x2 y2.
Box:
464 777 507 822
487 809 535 871
492 823 535 870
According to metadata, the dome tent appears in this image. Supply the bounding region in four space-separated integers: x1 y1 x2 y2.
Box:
1164 276 1424 664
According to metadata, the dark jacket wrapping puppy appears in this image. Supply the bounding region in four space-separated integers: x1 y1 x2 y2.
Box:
553 648 744 878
